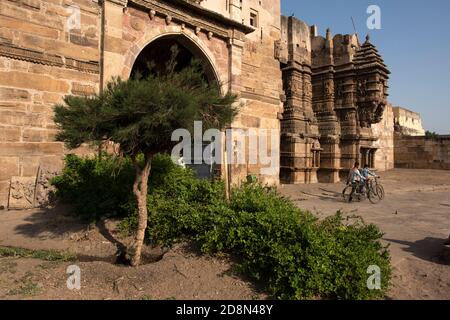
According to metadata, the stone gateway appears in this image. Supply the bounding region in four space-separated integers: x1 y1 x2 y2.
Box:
0 0 395 209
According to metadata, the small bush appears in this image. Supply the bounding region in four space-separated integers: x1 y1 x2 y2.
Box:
51 153 135 222
124 182 391 299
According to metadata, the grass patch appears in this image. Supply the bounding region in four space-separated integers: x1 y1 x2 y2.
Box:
7 280 40 297
0 246 76 262
7 272 41 297
0 260 18 274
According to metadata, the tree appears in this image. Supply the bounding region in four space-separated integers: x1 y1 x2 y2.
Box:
54 51 237 266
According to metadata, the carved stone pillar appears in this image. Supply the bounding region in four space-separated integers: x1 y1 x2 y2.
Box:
280 61 320 184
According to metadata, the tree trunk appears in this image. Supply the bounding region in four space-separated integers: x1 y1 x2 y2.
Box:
130 152 153 267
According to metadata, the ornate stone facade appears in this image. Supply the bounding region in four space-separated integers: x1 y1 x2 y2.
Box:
278 17 390 183
0 0 395 208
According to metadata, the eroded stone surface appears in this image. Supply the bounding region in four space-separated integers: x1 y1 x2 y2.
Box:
8 176 36 209
34 165 60 208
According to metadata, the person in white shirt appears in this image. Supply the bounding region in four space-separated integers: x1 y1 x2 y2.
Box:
347 161 366 203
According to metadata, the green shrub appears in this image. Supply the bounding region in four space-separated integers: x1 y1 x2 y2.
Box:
194 185 391 300
51 153 135 222
125 182 391 299
54 154 391 299
121 155 227 246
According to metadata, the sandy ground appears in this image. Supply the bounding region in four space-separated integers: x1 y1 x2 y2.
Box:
0 169 448 300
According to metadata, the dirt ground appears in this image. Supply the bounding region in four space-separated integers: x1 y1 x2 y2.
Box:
0 168 448 300
0 211 263 300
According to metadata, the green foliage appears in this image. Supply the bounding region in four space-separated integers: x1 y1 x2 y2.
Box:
425 130 438 138
119 154 226 245
54 55 237 158
53 49 238 265
124 179 391 299
165 184 391 300
51 153 135 222
54 154 391 300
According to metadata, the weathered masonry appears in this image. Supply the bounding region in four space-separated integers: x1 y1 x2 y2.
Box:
0 0 394 209
277 17 390 183
394 134 450 170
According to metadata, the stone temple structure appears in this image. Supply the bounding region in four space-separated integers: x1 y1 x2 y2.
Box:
278 18 390 183
0 0 394 209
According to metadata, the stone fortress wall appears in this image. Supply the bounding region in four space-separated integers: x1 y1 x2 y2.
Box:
393 106 426 136
372 103 395 171
394 135 450 170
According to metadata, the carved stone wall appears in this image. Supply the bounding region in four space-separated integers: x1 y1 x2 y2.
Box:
279 17 320 184
280 17 390 183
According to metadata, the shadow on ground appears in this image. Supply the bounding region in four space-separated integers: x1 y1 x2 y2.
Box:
385 237 450 266
13 205 87 239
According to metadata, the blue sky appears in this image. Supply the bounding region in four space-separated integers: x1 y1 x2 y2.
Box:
281 0 450 134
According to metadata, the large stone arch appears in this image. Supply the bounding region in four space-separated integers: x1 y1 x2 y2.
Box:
120 27 229 94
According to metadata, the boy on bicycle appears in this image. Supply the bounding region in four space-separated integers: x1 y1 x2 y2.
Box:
361 164 379 180
347 161 366 203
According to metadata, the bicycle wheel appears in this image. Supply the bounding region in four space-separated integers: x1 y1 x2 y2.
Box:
368 186 381 204
376 184 385 200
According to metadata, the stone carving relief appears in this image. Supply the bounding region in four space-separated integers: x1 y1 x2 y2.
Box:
357 79 367 97
133 0 236 40
7 165 61 209
335 81 344 99
303 80 312 98
0 43 99 74
34 166 60 208
378 79 385 96
285 77 301 96
8 177 36 209
323 80 333 98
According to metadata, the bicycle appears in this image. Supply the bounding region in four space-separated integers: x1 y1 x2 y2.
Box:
369 176 385 200
342 179 381 204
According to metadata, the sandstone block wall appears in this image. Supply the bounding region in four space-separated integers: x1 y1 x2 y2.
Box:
0 0 285 208
231 0 283 186
372 103 394 171
0 0 100 208
394 134 450 170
